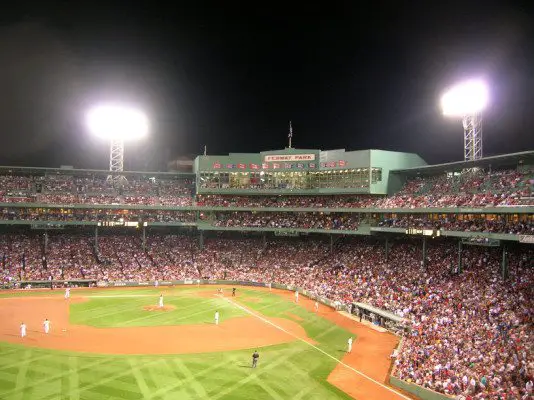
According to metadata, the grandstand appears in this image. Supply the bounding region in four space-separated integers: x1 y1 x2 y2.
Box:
0 147 533 399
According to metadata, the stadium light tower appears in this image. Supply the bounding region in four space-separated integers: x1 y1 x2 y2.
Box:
86 104 148 181
441 79 489 162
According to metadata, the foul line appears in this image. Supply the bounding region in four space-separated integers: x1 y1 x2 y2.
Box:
220 295 411 400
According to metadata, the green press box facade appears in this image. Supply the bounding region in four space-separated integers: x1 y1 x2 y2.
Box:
194 148 426 195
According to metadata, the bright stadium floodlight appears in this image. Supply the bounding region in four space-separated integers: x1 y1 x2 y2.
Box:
86 104 148 181
441 79 489 162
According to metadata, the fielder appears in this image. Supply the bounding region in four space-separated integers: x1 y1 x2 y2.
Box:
159 294 164 308
64 287 70 299
20 322 27 338
315 301 319 312
347 337 353 353
154 280 159 288
214 310 220 325
43 318 51 334
295 290 299 303
268 282 272 291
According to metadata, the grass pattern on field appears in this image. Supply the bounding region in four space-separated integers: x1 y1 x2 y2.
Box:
0 287 356 400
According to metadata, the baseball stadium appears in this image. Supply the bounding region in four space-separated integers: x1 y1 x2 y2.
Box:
0 145 532 400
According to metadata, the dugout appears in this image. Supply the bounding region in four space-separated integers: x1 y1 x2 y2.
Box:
351 302 409 334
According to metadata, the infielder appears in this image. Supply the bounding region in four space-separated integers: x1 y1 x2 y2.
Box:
268 282 272 291
154 280 159 288
315 301 319 312
159 294 164 308
43 318 51 334
64 287 70 299
347 337 353 353
20 322 27 338
295 290 299 303
214 310 220 325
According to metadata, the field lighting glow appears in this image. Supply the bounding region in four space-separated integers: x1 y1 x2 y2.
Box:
87 105 149 141
441 80 489 116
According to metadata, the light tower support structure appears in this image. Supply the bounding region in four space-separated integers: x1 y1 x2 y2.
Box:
462 113 483 161
108 139 127 183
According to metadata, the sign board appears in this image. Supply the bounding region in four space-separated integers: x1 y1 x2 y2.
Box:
264 154 315 162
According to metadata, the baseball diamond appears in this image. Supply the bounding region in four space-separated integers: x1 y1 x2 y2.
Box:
0 286 403 400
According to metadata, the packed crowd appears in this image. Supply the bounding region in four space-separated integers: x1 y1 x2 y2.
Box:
0 173 194 206
212 212 360 231
198 168 534 209
0 208 196 223
0 233 532 398
380 215 534 235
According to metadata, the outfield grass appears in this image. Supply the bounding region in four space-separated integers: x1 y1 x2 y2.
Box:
0 287 356 400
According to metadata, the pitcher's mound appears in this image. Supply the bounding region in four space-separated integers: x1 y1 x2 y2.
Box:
143 305 176 312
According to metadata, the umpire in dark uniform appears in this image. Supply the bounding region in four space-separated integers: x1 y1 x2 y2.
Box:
252 350 259 368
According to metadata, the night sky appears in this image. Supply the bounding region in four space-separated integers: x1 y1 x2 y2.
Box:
0 1 533 171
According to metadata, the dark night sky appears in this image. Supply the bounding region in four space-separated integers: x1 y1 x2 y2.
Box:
0 1 533 171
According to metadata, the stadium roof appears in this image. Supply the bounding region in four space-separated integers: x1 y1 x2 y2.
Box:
391 150 534 175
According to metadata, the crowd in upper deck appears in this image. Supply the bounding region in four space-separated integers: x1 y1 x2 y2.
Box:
0 174 194 206
198 167 534 209
0 233 531 399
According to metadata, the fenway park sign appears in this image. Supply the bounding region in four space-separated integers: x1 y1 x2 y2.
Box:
264 154 315 162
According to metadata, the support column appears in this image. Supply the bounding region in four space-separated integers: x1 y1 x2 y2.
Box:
501 245 508 280
94 226 99 252
142 226 147 251
422 237 427 270
44 231 49 253
262 233 267 248
330 235 333 253
199 231 204 250
385 237 389 262
457 240 462 273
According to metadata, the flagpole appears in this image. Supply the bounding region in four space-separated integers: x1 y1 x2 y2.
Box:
203 145 207 156
288 121 293 148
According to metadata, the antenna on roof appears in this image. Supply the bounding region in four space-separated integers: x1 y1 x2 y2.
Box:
203 145 207 156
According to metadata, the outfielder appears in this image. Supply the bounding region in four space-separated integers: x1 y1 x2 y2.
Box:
43 318 51 334
64 287 70 299
295 290 299 303
347 337 353 353
214 310 220 325
20 322 27 338
315 301 319 312
159 294 164 308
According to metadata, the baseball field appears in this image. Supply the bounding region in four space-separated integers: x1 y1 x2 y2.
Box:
0 286 407 400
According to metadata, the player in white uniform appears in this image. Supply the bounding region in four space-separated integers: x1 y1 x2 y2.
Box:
154 280 159 288
295 290 299 303
159 294 164 308
20 322 27 338
268 282 272 291
65 287 70 299
214 311 220 325
43 318 51 334
347 337 353 353
315 301 319 312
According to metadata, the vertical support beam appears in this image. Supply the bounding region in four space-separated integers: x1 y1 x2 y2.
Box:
330 235 333 253
385 237 389 262
501 245 508 280
199 231 204 250
44 231 49 253
142 226 147 251
262 233 267 248
422 237 427 270
458 240 462 273
94 225 99 252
